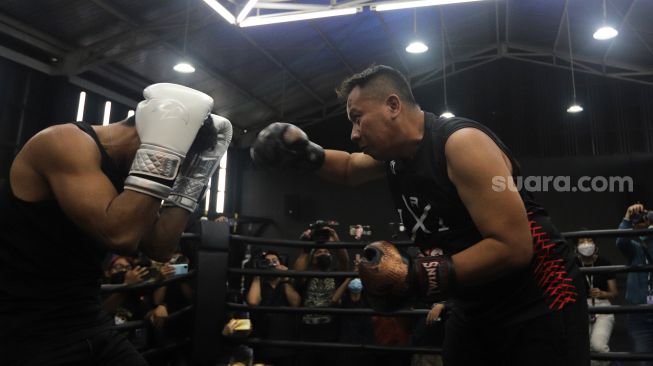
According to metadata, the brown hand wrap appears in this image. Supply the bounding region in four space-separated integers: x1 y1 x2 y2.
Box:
411 255 455 303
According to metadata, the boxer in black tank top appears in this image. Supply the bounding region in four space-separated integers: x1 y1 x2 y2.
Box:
250 65 590 366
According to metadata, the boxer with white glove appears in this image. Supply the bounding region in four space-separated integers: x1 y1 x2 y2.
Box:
124 83 214 199
165 114 233 212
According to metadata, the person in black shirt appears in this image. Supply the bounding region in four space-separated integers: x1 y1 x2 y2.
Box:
246 250 301 366
251 65 589 365
576 236 618 366
0 84 228 365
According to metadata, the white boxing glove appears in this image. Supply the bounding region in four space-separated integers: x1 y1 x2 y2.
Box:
165 114 233 212
124 83 214 199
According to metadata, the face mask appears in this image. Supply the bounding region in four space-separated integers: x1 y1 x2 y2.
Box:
109 271 126 284
348 278 363 293
315 254 332 270
577 243 596 257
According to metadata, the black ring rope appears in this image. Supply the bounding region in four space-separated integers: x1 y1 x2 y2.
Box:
580 264 653 274
226 303 431 317
229 268 357 278
100 271 195 294
141 338 191 358
111 305 195 332
243 338 441 354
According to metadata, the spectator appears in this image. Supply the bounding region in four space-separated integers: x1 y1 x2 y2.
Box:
339 275 374 366
411 302 445 366
247 250 300 366
617 203 653 365
576 235 618 366
101 255 152 350
294 224 350 366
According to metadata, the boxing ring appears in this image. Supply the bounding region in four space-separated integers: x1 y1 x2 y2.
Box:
101 221 653 364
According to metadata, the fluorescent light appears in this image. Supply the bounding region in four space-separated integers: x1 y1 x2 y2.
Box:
593 26 618 40
102 101 111 126
127 110 135 118
406 41 428 53
174 62 196 73
567 104 583 113
440 111 455 118
373 0 484 12
239 7 359 27
202 0 236 24
217 169 226 191
220 151 228 169
76 91 86 122
216 191 225 213
237 0 259 23
205 178 212 213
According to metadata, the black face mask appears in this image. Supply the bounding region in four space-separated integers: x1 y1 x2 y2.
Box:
315 255 332 270
109 271 126 284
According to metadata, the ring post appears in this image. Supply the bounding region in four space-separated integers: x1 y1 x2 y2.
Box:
191 220 230 365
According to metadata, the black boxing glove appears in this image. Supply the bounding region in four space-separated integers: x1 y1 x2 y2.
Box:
250 122 325 171
358 241 456 312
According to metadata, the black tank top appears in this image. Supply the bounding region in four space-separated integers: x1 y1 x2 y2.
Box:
386 113 580 323
0 122 124 350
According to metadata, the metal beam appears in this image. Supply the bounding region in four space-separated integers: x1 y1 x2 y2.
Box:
603 0 637 66
413 56 501 89
68 76 140 107
375 12 410 75
234 28 326 105
0 44 55 75
504 0 509 44
552 0 569 53
0 12 72 55
84 0 282 117
309 22 354 74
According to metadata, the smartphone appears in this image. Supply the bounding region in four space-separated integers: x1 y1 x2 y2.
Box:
172 263 189 275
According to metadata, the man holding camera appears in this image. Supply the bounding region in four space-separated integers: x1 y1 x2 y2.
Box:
246 251 300 366
617 203 653 364
293 223 350 366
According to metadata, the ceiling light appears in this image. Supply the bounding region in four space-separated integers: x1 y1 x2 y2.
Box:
567 104 583 113
203 0 236 24
174 62 196 73
237 0 259 23
239 7 359 27
593 26 618 40
373 0 484 12
440 111 455 118
406 41 428 53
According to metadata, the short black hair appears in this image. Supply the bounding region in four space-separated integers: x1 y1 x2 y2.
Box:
336 65 417 106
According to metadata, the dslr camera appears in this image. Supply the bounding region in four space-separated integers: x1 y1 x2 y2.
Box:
632 210 653 225
253 251 283 270
308 220 339 242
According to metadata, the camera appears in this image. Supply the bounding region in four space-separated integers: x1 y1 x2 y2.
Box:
309 220 339 242
254 258 276 270
632 210 653 225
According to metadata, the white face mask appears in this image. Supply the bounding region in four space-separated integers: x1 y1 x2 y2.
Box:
577 243 596 257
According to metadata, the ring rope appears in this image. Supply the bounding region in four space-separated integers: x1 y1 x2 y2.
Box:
243 338 440 354
111 305 195 332
226 303 430 317
100 271 195 294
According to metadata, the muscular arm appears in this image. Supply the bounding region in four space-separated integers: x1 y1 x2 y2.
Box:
446 128 533 286
15 125 185 259
317 150 385 186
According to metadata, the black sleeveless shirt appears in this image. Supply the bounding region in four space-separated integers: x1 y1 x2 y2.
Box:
386 113 580 323
0 122 124 350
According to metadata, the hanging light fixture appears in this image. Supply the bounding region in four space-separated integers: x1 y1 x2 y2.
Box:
565 8 583 114
406 9 428 54
439 11 454 119
174 0 196 73
593 0 618 40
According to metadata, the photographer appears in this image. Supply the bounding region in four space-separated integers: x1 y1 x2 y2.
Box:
294 222 350 366
246 251 300 366
617 203 653 365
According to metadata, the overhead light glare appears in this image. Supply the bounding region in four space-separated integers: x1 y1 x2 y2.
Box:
202 0 236 24
440 111 455 119
373 0 484 12
239 7 359 27
102 101 112 126
567 104 583 113
593 26 618 40
76 91 86 122
127 110 135 118
174 62 196 73
237 0 259 23
406 41 428 53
